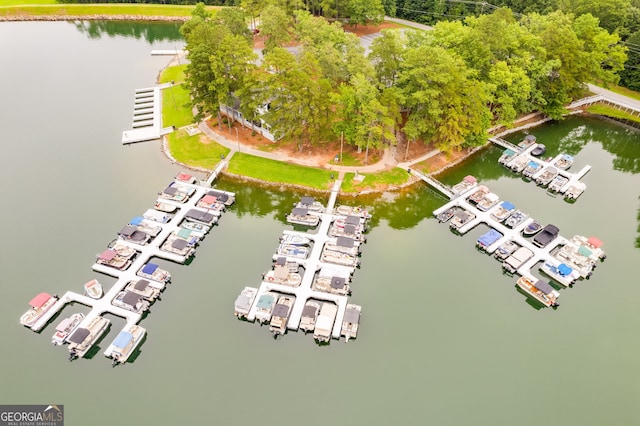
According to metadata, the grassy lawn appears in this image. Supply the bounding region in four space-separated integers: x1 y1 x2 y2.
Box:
159 65 193 129
0 3 217 17
340 168 411 193
227 153 335 190
587 104 640 124
167 129 230 170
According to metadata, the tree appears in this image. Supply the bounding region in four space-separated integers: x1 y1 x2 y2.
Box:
347 0 385 28
369 29 405 88
259 5 292 54
620 30 640 90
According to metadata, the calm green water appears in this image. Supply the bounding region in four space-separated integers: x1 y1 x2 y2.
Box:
1 22 640 426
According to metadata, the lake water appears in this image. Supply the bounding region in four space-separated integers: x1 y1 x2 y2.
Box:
1 21 639 426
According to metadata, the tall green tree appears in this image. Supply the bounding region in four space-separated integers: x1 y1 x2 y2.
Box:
347 0 385 27
259 5 292 54
369 29 405 88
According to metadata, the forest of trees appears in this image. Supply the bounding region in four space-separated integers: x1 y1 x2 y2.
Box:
180 2 626 156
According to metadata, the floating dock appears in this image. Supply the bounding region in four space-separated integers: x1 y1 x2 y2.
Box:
122 86 174 144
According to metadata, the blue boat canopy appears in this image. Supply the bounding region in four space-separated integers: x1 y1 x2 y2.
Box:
477 229 503 246
503 149 515 156
142 263 158 274
527 161 539 168
113 331 133 349
562 154 574 161
130 216 144 226
500 201 515 211
558 264 573 276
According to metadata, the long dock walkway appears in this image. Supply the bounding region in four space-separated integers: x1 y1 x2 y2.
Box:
122 85 174 144
245 178 360 340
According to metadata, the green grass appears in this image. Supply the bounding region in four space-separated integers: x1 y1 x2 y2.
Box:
159 65 193 129
340 168 411 193
587 104 640 124
167 129 230 170
227 153 336 190
0 4 217 17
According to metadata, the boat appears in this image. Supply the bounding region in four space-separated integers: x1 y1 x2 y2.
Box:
277 244 309 259
314 303 338 343
137 263 171 284
490 201 515 223
494 240 520 260
118 225 151 246
564 181 586 200
531 143 546 157
143 208 174 224
83 279 103 299
570 235 606 261
234 287 258 318
553 154 574 170
51 313 85 345
129 216 162 237
436 206 460 223
264 265 302 287
522 220 542 236
467 185 489 205
504 210 529 229
184 208 218 226
96 249 132 271
20 293 58 328
522 160 542 179
449 210 476 230
502 247 534 274
196 194 225 213
254 292 278 324
154 201 178 213
516 275 559 307
112 291 150 313
158 183 192 203
181 220 211 236
476 229 503 251
273 256 302 273
321 249 359 267
104 324 146 365
451 175 477 196
280 232 311 246
269 295 295 336
553 245 595 278
324 237 360 257
67 316 111 360
535 166 558 186
160 231 198 258
333 215 367 231
498 149 517 166
328 222 366 242
477 193 500 211
341 304 361 342
286 207 320 227
509 155 529 173
206 189 235 207
335 205 370 219
548 175 569 192
125 279 162 301
106 240 137 259
533 224 560 248
299 300 321 333
518 134 537 149
295 196 324 212
313 275 351 296
175 172 196 184
540 260 581 287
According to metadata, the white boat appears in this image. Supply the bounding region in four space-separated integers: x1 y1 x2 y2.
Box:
449 210 476 230
112 291 151 313
181 220 211 236
312 275 351 296
279 232 311 246
494 240 520 260
137 263 171 284
540 260 581 287
531 143 546 157
276 244 309 259
502 246 534 274
548 175 569 192
553 154 574 170
269 296 295 336
154 201 178 213
158 184 190 203
96 249 132 270
516 275 559 308
264 266 302 287
118 225 151 246
321 249 359 267
314 303 338 343
234 287 258 318
522 160 542 179
68 316 111 360
196 194 225 213
498 149 517 166
51 313 85 345
143 208 174 224
20 293 58 328
509 155 529 173
129 216 162 237
570 235 606 262
83 279 103 299
184 208 219 226
286 207 320 227
335 205 370 219
299 300 321 333
522 220 542 236
451 175 477 196
518 134 537 149
254 292 278 324
125 279 162 301
324 237 360 257
489 201 515 223
205 189 235 206
107 240 137 259
104 324 146 366
564 181 586 200
175 172 196 184
296 196 324 212
477 193 500 211
160 231 198 258
341 304 361 342
504 210 529 229
535 166 558 186
467 185 489 205
436 206 460 223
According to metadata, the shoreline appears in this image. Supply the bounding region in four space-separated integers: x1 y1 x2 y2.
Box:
0 15 188 22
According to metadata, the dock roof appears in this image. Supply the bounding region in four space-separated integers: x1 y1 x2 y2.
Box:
68 328 90 344
29 292 52 308
336 236 355 248
292 207 308 216
345 216 360 225
272 303 290 318
534 280 555 295
344 307 361 323
172 239 189 250
113 331 134 349
141 263 159 274
134 279 150 291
